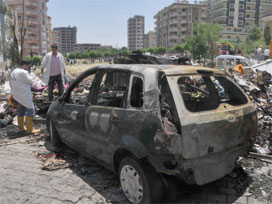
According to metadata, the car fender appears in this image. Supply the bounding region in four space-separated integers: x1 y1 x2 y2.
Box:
119 134 150 158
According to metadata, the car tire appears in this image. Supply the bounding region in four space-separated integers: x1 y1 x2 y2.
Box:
48 119 61 147
119 157 162 204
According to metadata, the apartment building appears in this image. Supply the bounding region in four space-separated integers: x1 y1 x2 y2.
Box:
6 0 50 57
53 26 77 54
74 43 101 52
127 15 145 51
0 0 8 66
144 31 157 49
209 0 272 43
154 0 207 50
263 10 272 36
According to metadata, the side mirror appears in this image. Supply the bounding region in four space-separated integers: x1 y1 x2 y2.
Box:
85 101 92 106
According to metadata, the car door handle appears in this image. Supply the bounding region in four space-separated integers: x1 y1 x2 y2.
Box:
110 116 119 121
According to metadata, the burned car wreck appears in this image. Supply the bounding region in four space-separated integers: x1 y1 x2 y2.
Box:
113 52 192 65
46 64 257 203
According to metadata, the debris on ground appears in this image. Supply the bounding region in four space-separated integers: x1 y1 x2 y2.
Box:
225 65 272 155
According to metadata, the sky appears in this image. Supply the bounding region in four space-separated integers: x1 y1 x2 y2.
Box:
48 0 195 48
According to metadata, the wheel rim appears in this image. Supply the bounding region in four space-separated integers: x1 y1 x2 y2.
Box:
120 164 144 204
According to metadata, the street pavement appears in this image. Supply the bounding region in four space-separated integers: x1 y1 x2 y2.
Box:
0 126 271 204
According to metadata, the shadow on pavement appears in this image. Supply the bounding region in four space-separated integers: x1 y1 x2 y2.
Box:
41 141 252 204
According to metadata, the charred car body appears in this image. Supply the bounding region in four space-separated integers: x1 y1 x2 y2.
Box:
113 52 192 65
47 64 257 203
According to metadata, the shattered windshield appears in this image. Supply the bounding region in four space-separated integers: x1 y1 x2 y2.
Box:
177 75 248 112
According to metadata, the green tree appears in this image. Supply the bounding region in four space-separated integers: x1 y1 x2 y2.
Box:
80 52 89 59
154 46 166 55
89 51 97 58
171 44 184 54
68 52 78 59
32 56 41 66
184 23 221 60
247 24 261 41
264 25 271 45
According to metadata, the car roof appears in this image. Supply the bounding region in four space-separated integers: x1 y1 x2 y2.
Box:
216 55 245 60
95 64 224 75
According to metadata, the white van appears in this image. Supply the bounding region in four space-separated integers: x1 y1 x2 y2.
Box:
216 55 256 76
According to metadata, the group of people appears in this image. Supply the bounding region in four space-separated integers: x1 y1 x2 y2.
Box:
9 44 66 134
254 45 270 62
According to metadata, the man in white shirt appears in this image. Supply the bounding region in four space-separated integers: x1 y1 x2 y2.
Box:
41 44 66 101
10 60 40 134
264 47 270 61
257 45 263 63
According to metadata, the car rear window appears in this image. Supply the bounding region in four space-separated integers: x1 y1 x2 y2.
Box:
178 75 248 112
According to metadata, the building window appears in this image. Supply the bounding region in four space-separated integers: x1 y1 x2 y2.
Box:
239 4 244 9
229 11 234 16
238 20 244 26
239 13 244 17
230 3 234 8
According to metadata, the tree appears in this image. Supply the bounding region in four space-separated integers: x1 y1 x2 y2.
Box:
184 23 221 60
154 46 166 55
89 51 97 58
171 44 184 54
264 25 271 45
6 0 29 66
247 24 261 41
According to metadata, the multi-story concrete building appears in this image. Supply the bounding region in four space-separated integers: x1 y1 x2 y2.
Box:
74 43 101 52
144 31 157 49
6 0 50 57
0 0 8 67
53 26 77 54
263 10 272 36
127 15 145 51
209 0 272 43
154 0 207 50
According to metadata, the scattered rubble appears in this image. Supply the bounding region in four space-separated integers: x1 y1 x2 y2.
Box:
226 67 272 155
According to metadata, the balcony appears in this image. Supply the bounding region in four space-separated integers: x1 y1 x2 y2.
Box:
27 28 39 33
169 20 179 25
169 27 178 32
28 19 39 25
170 12 178 17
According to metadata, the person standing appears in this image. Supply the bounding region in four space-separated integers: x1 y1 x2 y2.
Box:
254 47 258 59
10 60 40 134
257 45 263 63
264 47 270 61
41 44 66 101
0 72 6 87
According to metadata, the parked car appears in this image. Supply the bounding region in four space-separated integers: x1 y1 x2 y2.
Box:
216 55 257 78
46 64 257 203
216 55 253 70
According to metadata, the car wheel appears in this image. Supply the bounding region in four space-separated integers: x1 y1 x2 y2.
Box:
119 157 162 204
49 119 61 147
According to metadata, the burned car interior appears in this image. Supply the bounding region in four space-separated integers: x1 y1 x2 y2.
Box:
178 74 248 112
96 71 130 108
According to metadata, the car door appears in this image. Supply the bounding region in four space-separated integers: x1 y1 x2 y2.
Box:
84 69 131 164
56 70 97 152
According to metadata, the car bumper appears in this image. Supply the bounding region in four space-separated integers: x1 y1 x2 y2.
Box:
148 144 251 185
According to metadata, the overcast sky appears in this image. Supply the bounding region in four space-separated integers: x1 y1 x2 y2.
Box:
48 0 195 48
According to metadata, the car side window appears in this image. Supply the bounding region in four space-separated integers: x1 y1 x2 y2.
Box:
217 58 224 66
226 59 235 66
67 72 96 105
130 77 144 108
96 71 129 108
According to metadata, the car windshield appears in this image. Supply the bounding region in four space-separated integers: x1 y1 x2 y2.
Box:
177 75 248 112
